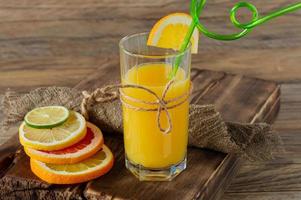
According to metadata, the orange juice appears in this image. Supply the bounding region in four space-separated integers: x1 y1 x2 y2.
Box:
122 63 190 168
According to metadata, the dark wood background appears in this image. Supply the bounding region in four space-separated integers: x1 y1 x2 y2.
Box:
0 0 300 199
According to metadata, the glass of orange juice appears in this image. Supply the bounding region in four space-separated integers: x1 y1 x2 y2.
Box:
119 33 191 181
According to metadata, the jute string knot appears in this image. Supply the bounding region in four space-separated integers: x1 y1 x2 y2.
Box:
81 80 191 134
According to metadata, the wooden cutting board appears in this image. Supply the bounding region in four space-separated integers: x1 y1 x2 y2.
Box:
0 64 280 200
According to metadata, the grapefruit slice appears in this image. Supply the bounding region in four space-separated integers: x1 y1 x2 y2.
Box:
30 145 114 184
24 122 104 164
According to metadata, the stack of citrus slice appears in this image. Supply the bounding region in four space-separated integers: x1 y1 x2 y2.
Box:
19 106 114 184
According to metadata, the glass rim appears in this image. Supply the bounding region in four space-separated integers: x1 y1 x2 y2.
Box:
119 32 191 59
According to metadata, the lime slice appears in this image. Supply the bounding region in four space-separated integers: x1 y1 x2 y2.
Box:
25 106 70 129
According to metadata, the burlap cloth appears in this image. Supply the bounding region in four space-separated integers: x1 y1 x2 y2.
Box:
0 87 281 161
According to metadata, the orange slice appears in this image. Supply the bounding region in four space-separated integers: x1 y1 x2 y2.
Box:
147 13 199 53
30 145 114 184
24 122 104 164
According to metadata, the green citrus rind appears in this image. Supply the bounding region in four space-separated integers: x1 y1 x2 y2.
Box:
24 106 70 129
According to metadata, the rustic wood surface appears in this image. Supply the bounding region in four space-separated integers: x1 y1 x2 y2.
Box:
0 0 300 199
0 68 279 200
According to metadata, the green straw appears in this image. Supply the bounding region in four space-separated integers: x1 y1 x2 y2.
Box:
169 0 301 78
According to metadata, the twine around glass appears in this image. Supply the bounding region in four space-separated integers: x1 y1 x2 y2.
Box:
81 80 192 134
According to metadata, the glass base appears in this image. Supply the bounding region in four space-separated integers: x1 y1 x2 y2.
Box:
125 156 187 181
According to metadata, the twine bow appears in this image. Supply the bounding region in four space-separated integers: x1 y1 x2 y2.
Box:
81 80 191 134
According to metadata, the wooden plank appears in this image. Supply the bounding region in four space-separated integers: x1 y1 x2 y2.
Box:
227 163 301 192
192 48 301 82
0 56 114 93
1 150 84 199
0 0 300 94
0 0 299 199
0 68 279 200
262 84 301 128
280 84 301 102
224 83 301 199
253 84 301 165
0 0 297 52
224 191 301 200
81 68 280 200
0 134 19 178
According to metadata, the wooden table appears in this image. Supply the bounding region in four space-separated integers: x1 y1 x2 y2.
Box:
0 0 300 199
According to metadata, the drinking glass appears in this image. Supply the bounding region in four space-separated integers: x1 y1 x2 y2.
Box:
119 33 191 181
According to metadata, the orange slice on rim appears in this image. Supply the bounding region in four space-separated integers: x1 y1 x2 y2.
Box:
24 122 104 164
147 13 199 53
30 145 114 184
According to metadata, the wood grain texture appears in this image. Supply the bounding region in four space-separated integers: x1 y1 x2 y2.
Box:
224 192 301 200
0 69 279 200
227 163 301 192
0 0 300 199
81 68 277 200
222 83 301 199
0 0 300 93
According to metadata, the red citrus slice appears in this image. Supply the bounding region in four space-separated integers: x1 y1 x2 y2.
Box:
24 122 104 164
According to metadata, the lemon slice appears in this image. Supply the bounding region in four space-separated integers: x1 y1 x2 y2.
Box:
30 145 114 184
20 111 87 151
25 106 70 129
147 13 199 53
